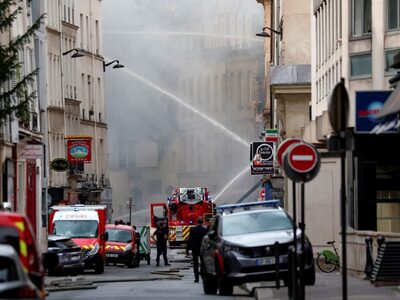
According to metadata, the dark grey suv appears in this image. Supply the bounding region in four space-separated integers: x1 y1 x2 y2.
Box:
200 201 315 295
47 235 84 275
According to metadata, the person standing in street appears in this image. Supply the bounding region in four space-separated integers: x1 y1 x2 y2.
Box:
152 221 170 266
187 216 208 282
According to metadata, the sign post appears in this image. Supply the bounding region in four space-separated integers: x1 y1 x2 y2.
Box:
277 138 301 300
283 141 321 300
328 79 349 300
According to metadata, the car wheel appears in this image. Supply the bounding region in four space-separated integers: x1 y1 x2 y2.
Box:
304 263 316 286
218 277 233 296
202 274 218 295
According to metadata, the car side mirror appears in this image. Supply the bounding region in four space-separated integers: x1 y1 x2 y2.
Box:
43 252 59 270
102 232 109 241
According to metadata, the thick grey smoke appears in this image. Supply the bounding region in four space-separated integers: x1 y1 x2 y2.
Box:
102 0 265 224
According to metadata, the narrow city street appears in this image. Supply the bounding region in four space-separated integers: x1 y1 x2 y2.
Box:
1 0 400 300
46 248 251 300
45 246 400 300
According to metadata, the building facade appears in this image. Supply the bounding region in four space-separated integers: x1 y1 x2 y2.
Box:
310 0 400 274
44 0 111 213
1 0 111 250
255 0 341 265
0 0 45 248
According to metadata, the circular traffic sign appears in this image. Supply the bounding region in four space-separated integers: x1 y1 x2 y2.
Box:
283 142 321 183
288 143 318 173
276 138 301 167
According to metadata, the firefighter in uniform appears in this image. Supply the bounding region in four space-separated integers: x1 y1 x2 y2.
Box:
187 216 208 282
152 221 170 266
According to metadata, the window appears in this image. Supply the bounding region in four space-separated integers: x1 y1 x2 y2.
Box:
350 53 372 77
385 49 400 72
352 0 372 36
388 0 400 30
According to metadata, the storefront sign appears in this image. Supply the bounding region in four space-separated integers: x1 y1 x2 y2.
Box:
50 158 70 172
19 144 43 159
371 117 400 134
355 91 396 133
250 142 274 167
66 138 92 163
251 166 274 175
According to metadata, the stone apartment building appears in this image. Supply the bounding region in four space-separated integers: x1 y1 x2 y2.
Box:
257 0 400 275
310 0 400 273
43 0 111 213
0 0 45 246
1 0 111 248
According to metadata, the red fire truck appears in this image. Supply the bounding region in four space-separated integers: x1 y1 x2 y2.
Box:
150 187 215 247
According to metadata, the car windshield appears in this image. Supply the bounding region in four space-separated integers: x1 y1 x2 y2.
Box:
106 229 131 243
53 220 98 238
221 210 292 236
0 227 20 253
0 257 19 282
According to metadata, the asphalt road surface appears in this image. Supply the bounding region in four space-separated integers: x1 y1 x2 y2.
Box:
46 248 253 300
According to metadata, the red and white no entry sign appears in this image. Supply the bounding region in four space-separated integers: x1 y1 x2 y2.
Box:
276 138 301 167
288 143 318 173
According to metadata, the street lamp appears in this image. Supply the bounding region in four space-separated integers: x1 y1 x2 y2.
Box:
62 48 84 58
103 60 124 72
255 26 282 38
126 196 133 225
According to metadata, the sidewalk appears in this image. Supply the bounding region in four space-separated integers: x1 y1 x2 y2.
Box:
245 272 400 299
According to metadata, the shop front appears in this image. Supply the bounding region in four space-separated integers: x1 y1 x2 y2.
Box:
347 90 400 274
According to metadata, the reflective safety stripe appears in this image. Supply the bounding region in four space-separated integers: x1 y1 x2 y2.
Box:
14 221 25 232
19 240 28 257
169 233 176 241
106 245 124 250
182 226 191 241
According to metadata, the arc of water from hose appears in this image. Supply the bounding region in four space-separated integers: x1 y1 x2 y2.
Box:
111 62 248 147
213 165 249 203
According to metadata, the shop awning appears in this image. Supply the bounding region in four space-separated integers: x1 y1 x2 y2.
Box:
376 84 400 118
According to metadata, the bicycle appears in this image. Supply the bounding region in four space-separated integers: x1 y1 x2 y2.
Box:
316 240 340 273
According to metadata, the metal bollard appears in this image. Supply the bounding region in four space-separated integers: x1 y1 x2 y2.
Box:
275 241 280 289
377 236 385 254
364 237 373 280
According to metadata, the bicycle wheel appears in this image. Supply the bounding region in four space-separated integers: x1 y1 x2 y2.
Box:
317 253 336 273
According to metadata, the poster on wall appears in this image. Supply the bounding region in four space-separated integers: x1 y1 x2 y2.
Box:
66 137 92 163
